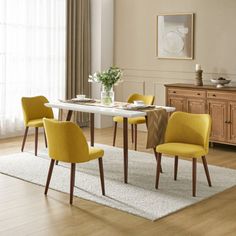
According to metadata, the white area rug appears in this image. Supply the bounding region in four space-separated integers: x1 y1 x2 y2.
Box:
0 144 236 221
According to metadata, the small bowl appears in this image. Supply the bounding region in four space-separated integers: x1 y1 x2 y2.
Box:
210 79 231 88
133 100 144 105
76 94 86 99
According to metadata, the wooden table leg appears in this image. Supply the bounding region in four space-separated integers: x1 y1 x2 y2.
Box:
123 117 128 183
66 110 73 121
90 113 94 147
145 115 148 124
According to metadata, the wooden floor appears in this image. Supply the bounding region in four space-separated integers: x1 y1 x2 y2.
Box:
0 127 236 236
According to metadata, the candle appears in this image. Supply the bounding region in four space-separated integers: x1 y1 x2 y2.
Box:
196 64 201 71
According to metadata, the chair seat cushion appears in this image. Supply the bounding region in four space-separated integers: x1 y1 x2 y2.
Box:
128 117 146 124
27 118 44 127
156 142 207 158
89 147 104 160
113 116 123 123
113 116 146 124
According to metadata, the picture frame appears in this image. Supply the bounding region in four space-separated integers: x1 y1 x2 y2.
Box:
156 13 194 60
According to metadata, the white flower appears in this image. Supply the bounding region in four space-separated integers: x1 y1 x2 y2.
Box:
88 67 123 88
88 72 99 83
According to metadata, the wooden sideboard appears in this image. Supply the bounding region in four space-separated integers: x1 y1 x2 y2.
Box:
165 83 236 145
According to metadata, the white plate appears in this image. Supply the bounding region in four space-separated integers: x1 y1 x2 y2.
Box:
128 104 146 108
71 97 92 101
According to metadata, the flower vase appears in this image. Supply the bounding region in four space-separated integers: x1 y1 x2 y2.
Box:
101 86 114 106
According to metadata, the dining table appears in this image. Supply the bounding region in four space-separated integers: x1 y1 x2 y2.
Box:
45 100 175 183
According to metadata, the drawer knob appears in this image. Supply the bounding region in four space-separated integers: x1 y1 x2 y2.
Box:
173 91 176 93
197 93 200 95
212 94 216 97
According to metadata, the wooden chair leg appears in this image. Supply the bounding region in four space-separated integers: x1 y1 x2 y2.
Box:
153 149 163 173
192 158 197 197
113 122 117 146
202 156 212 187
134 124 137 151
43 128 47 148
21 127 29 152
155 153 162 189
98 157 105 195
70 163 76 204
44 159 55 195
55 160 59 165
174 155 178 180
35 127 38 156
131 124 134 143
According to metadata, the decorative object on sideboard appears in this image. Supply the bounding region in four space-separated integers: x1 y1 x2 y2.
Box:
195 64 203 86
210 77 231 88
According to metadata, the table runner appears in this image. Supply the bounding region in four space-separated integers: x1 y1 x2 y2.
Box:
146 108 168 149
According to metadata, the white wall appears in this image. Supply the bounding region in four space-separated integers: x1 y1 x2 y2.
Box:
114 0 236 107
91 0 114 128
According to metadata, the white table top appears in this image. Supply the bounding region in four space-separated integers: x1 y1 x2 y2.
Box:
46 101 175 118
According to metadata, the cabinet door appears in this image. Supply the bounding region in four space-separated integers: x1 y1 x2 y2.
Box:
228 102 236 143
168 97 186 112
187 99 206 114
207 100 227 142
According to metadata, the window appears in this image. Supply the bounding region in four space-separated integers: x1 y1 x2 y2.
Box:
0 0 66 137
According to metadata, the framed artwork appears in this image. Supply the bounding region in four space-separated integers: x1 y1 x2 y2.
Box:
156 13 194 59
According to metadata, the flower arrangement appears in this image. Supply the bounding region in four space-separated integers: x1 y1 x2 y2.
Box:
88 67 123 92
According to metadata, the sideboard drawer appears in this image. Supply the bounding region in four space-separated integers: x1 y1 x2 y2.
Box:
168 88 206 98
207 91 236 101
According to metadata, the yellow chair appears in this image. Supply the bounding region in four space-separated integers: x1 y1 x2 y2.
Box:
113 93 155 150
155 112 212 197
43 118 105 204
21 96 54 156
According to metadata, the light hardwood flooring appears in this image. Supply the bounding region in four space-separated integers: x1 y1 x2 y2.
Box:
0 127 236 236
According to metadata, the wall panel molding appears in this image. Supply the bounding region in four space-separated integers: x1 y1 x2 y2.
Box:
123 68 236 82
120 69 236 106
122 67 236 77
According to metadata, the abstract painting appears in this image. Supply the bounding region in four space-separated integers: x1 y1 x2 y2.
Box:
157 13 194 59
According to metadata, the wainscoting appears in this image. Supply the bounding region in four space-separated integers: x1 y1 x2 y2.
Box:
117 68 236 107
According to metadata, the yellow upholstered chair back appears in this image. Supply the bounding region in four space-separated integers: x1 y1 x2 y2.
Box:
43 119 89 163
21 96 54 125
165 112 211 153
127 93 155 105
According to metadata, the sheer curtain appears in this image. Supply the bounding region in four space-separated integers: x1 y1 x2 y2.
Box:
0 0 66 137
